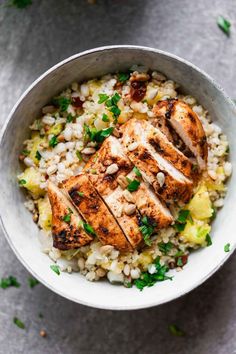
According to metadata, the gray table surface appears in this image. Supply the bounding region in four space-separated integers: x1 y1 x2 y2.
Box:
0 1 236 353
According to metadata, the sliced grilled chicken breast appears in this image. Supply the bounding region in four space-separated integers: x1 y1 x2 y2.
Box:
85 135 133 195
84 137 143 248
127 171 173 228
47 181 93 250
104 187 143 248
121 119 193 203
84 135 173 246
63 174 132 251
153 99 208 169
143 120 199 180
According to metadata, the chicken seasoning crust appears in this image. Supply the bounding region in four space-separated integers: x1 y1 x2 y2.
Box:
18 68 232 289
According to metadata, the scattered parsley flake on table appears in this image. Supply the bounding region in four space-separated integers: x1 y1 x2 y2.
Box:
224 243 230 252
217 15 231 35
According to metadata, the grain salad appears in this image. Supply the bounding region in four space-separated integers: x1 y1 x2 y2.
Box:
18 67 232 290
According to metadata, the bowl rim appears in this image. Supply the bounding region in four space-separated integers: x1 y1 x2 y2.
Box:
0 44 235 310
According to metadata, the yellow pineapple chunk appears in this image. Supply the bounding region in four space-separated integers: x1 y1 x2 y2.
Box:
37 196 52 231
18 167 45 198
180 221 211 245
188 184 213 220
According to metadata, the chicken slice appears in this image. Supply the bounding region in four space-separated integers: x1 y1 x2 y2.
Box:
127 170 173 228
84 136 143 248
141 119 199 180
121 119 193 203
104 187 143 248
153 99 208 169
84 135 133 195
63 174 132 251
47 181 93 250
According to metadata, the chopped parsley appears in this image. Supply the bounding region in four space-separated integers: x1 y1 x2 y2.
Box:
124 280 132 288
168 324 185 337
28 277 39 288
205 234 212 247
126 177 140 192
98 92 121 122
9 0 32 8
0 276 20 289
133 166 142 177
21 149 30 156
174 209 190 232
52 97 71 112
77 191 84 197
19 179 26 185
83 223 96 237
224 243 230 252
102 113 109 122
105 92 121 106
76 150 83 161
35 150 42 161
66 113 74 123
158 241 173 255
117 72 130 82
211 207 217 220
13 317 25 329
217 15 231 35
98 93 109 104
139 216 156 246
84 124 113 143
134 257 172 290
49 135 58 148
50 265 60 275
176 257 183 267
62 209 72 223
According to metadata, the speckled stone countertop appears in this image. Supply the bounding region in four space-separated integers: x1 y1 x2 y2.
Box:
0 1 236 353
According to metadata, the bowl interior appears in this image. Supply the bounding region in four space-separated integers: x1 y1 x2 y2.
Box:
0 46 235 310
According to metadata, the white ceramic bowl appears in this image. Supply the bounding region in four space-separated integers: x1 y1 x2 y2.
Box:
0 45 235 310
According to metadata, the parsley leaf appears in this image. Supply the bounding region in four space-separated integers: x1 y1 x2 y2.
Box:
77 191 84 197
62 209 72 223
50 265 60 275
174 209 190 232
102 113 109 122
117 72 130 82
126 178 140 192
217 15 231 35
35 150 41 161
13 317 25 329
52 97 71 112
0 276 20 289
177 257 183 267
21 149 30 156
139 216 156 246
158 242 173 255
66 113 74 123
224 243 230 252
205 234 212 247
134 257 172 290
109 105 121 119
28 277 39 288
168 324 185 337
98 92 121 122
133 166 142 177
76 150 83 161
19 179 27 185
83 223 96 237
98 93 109 104
84 124 113 143
49 135 58 148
